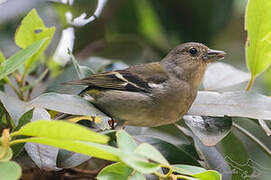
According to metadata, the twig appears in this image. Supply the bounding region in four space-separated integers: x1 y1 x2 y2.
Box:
233 122 271 157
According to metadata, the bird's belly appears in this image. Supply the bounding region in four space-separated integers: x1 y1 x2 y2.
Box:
92 87 196 127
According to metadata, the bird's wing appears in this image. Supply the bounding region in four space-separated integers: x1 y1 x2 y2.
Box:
63 62 169 92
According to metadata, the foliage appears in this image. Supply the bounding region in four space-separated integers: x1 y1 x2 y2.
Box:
245 0 271 90
0 0 271 179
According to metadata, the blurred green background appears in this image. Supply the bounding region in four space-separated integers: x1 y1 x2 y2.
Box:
1 1 271 180
0 0 253 84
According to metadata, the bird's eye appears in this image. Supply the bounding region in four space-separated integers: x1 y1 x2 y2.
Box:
189 48 198 56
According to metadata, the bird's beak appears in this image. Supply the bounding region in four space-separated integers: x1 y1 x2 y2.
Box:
207 49 226 62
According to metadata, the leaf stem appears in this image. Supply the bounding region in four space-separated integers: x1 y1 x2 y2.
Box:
233 122 271 157
9 138 30 146
0 129 10 160
4 77 23 100
246 74 255 91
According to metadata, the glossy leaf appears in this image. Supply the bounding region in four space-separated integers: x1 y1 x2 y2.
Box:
116 130 137 153
173 164 205 175
137 136 200 166
183 116 232 146
30 93 110 119
192 137 231 180
221 132 253 180
188 91 271 120
97 162 145 180
116 130 160 174
57 149 91 168
25 141 60 170
135 143 169 165
70 51 94 79
13 108 34 132
13 120 109 144
245 0 271 76
258 119 271 136
20 137 120 162
15 9 55 72
121 154 160 174
11 108 34 158
0 39 46 80
193 170 221 180
23 108 60 170
203 62 250 90
0 161 21 180
0 91 30 124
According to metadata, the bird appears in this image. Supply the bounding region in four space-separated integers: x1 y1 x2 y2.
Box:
64 42 225 127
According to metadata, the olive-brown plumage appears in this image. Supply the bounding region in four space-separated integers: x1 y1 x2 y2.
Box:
65 42 225 127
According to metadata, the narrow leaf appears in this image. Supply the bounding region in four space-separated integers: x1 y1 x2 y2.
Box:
69 50 94 79
19 137 120 162
13 120 109 144
0 39 46 80
245 0 271 82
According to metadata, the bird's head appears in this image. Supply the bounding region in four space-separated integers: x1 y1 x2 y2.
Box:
161 42 226 88
168 42 226 65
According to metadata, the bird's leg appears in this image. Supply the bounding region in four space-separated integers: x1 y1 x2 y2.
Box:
115 120 126 130
108 119 116 129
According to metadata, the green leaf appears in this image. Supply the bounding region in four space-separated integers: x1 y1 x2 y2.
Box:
15 8 55 73
136 136 200 166
13 120 109 144
13 108 34 132
0 39 46 80
245 0 271 82
173 165 221 180
116 130 137 153
121 154 160 174
0 161 22 180
133 0 169 50
193 170 221 180
173 164 206 175
97 162 145 180
116 130 160 174
21 69 48 92
11 109 34 158
69 50 94 79
183 116 232 146
221 132 253 180
19 137 120 162
135 143 169 165
0 50 5 63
